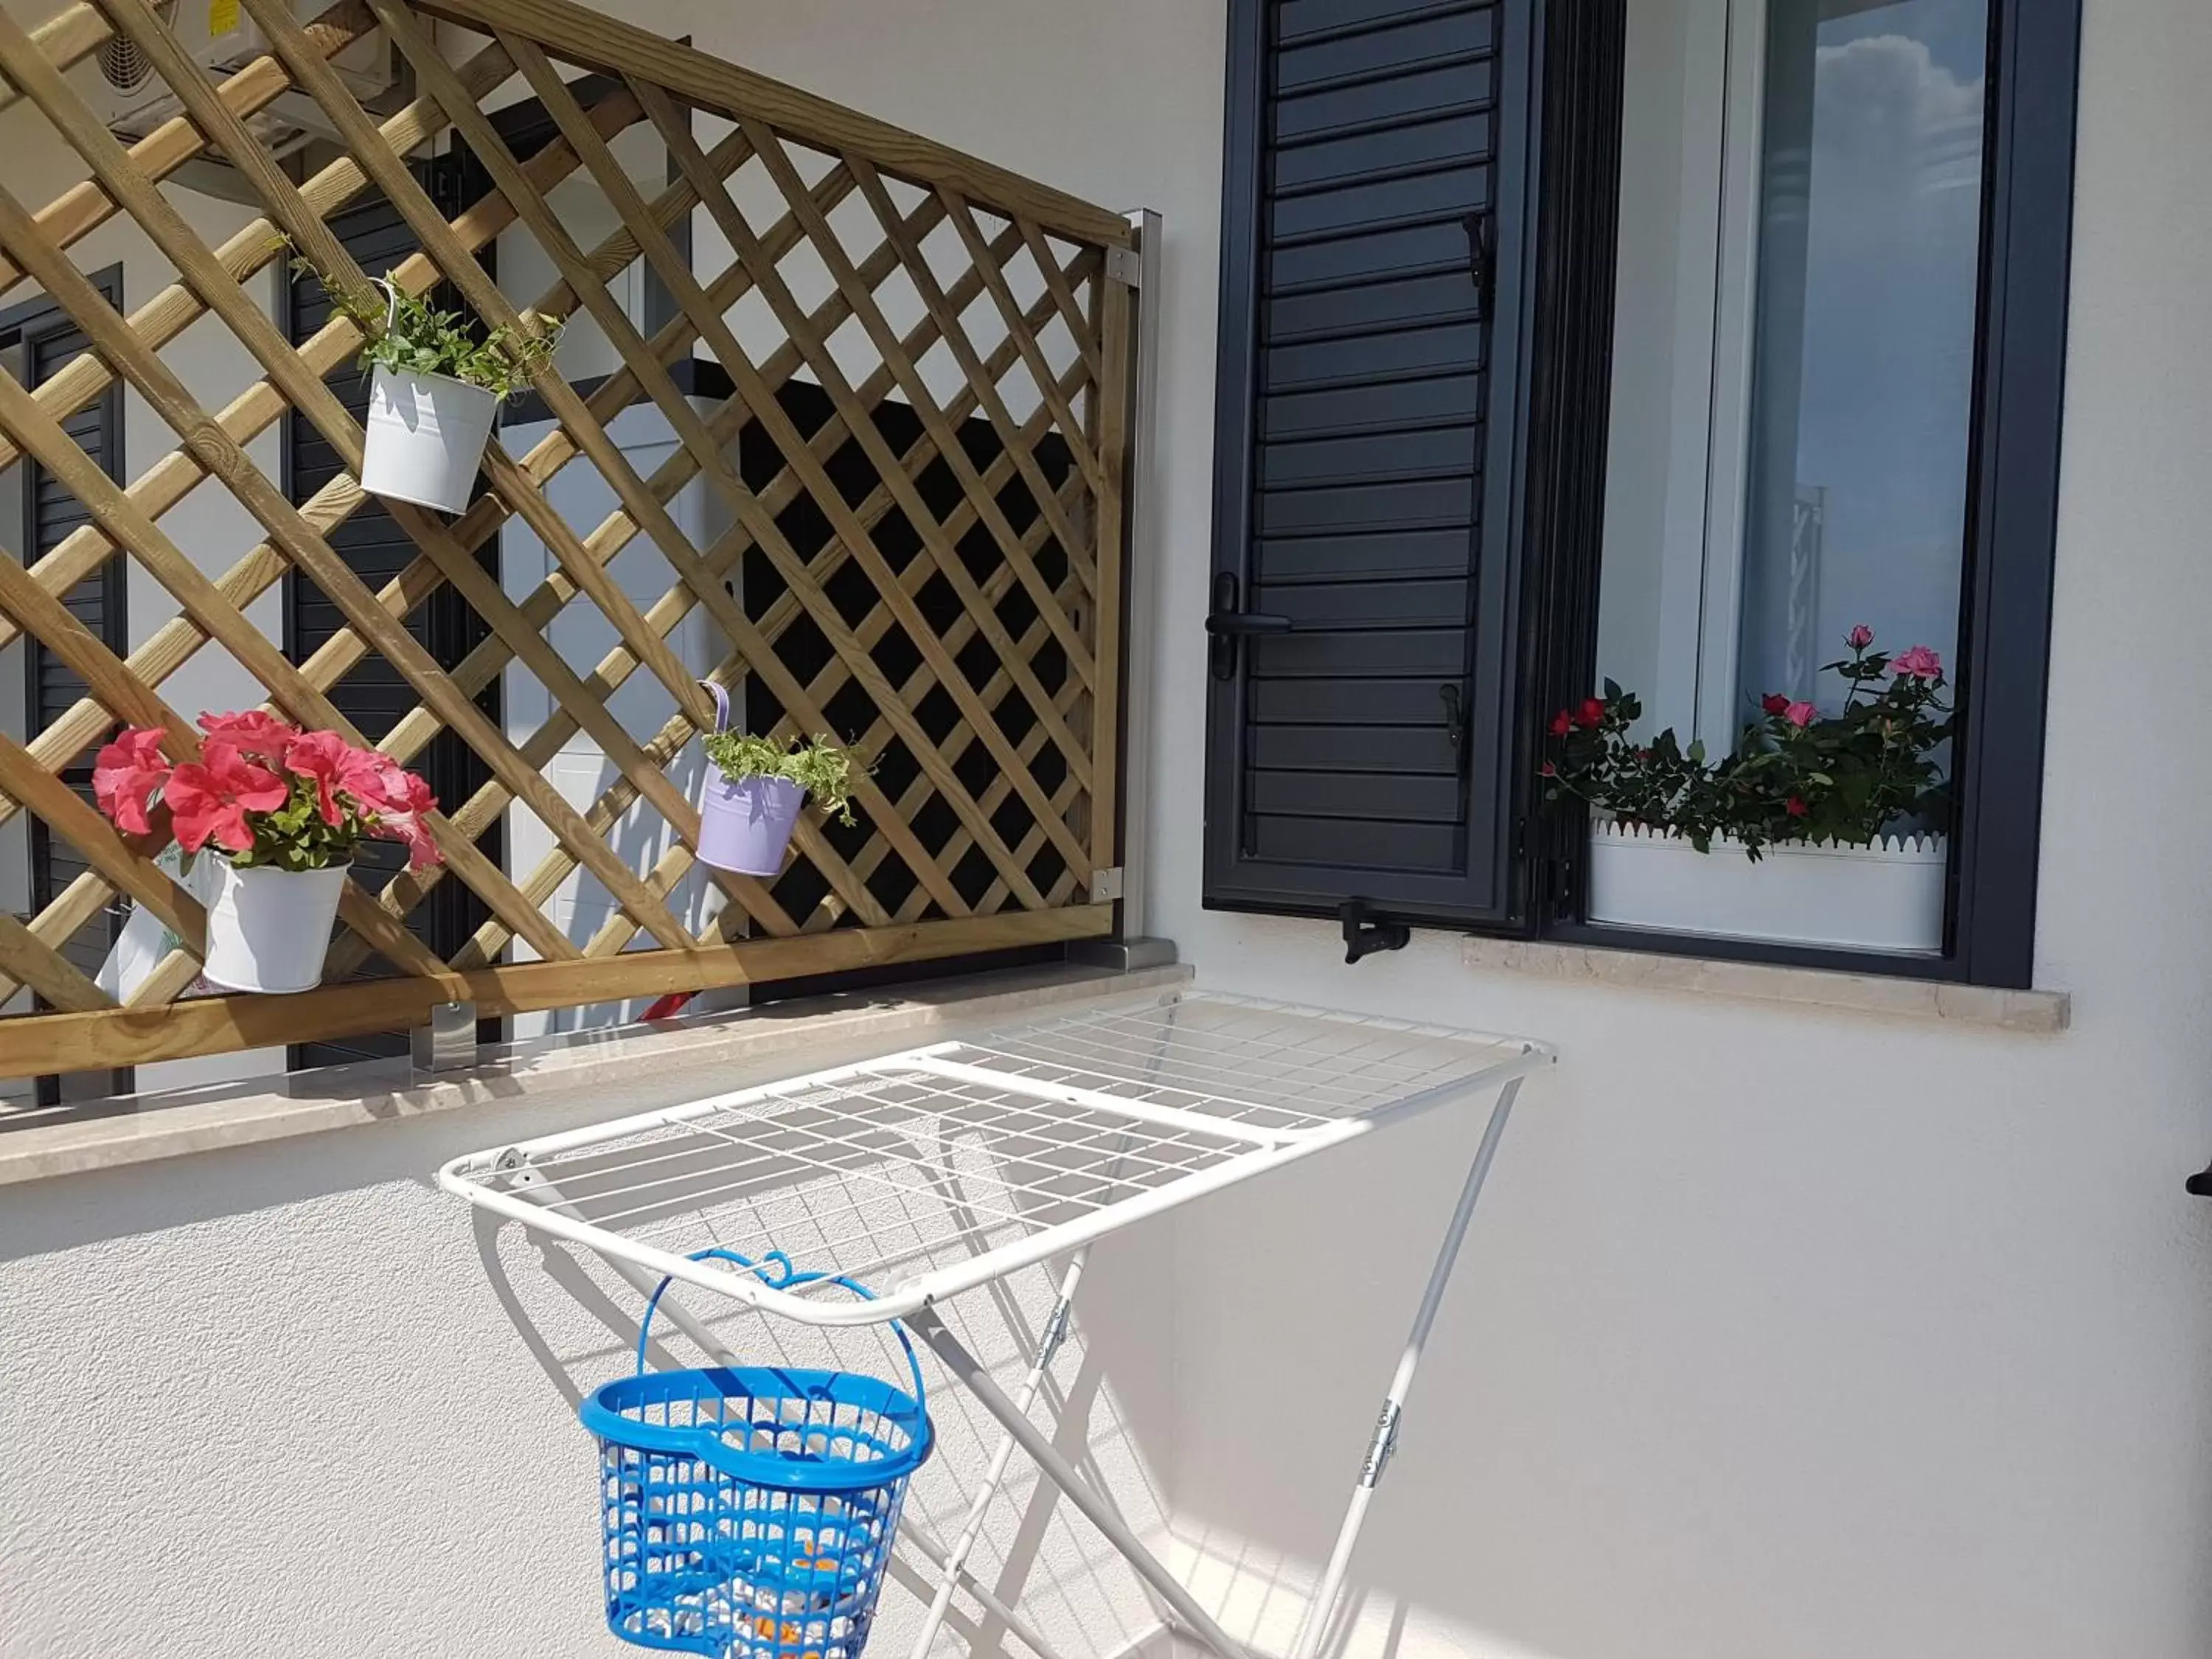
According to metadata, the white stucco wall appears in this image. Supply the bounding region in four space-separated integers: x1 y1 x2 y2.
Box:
4 2 2211 1658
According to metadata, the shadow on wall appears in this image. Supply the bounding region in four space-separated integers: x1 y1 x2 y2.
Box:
0 1070 1188 1659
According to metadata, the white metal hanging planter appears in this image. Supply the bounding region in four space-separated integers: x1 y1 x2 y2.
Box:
356 280 498 514
200 860 347 994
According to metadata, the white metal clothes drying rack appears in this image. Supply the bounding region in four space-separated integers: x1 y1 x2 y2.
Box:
439 988 1554 1659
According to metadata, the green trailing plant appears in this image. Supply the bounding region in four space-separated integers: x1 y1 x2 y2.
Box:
1542 626 1952 858
702 730 862 826
291 251 561 399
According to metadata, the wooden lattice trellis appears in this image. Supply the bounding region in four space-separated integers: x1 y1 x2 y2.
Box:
0 0 1135 1078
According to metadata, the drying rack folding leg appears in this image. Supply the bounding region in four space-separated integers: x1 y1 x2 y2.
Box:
906 1248 1092 1659
1287 1077 1523 1659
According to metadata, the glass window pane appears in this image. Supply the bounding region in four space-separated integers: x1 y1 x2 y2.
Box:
1736 0 1988 711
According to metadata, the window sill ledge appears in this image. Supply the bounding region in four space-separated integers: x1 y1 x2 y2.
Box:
1460 936 2068 1033
0 959 1194 1188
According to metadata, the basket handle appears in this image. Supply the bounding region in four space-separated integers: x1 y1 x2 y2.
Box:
635 1246 928 1416
697 679 732 737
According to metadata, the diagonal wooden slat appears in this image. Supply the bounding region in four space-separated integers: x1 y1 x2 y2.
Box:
321 182 977 973
301 0 973 923
620 77 1092 887
0 32 520 478
408 0 1132 246
939 189 1112 502
0 369 462 981
500 47 1090 915
744 128 1099 662
0 0 1135 1077
98 0 794 955
0 24 721 968
0 3 114 122
344 6 1019 922
1018 215 1105 384
0 532 462 987
0 1 375 302
0 74 647 984
0 908 110 1014
432 226 1084 967
839 153 1101 605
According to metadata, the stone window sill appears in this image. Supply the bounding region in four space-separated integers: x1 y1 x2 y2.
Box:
1461 936 2068 1033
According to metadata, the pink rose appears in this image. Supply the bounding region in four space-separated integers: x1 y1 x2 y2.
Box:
1784 700 1818 728
1890 645 1944 680
1846 624 1874 650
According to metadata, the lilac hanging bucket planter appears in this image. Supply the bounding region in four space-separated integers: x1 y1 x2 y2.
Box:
695 682 807 877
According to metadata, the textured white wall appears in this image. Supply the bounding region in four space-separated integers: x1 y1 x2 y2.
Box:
1141 3 2212 1658
7 2 2212 1658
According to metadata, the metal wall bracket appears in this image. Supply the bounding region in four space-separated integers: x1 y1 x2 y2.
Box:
1089 865 1124 902
1067 936 1178 972
412 1000 479 1076
1104 243 1143 288
1340 899 1411 964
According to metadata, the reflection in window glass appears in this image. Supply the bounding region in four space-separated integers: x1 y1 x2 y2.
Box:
1736 0 1987 712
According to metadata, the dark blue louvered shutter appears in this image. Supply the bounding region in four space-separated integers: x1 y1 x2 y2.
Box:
1205 0 1537 928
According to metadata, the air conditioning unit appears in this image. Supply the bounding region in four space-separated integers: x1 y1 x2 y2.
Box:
76 0 394 145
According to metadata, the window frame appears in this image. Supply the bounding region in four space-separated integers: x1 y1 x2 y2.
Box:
1533 0 2081 990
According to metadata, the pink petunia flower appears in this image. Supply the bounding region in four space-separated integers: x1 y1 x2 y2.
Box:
92 726 171 836
1846 624 1875 650
338 745 421 815
1890 644 1944 680
372 811 442 871
164 741 290 855
1784 700 1818 728
284 729 355 827
198 709 300 765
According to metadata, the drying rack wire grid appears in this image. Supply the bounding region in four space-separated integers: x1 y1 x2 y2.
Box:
439 990 1552 1324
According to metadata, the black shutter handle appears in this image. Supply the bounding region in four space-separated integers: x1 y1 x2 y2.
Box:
1206 571 1291 680
1461 211 1494 309
1203 613 1292 638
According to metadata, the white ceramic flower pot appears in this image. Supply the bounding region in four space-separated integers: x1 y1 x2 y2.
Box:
1585 818 1947 953
359 364 498 513
201 860 348 994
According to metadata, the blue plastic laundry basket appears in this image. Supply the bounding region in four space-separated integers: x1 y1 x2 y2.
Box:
580 1249 935 1659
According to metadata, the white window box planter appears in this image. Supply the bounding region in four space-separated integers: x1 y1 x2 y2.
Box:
1585 817 1947 954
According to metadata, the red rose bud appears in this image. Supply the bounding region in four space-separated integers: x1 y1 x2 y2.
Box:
1761 693 1790 716
1540 760 1557 776
1785 795 1809 818
1549 709 1572 738
1575 697 1605 730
